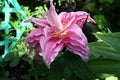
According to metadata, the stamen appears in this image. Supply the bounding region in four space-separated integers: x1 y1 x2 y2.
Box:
53 31 67 39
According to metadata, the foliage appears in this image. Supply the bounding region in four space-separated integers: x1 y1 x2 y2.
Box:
88 32 120 79
0 0 120 80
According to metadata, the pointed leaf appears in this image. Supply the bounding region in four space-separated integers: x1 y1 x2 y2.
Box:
48 57 64 80
64 52 94 80
88 59 120 77
89 42 120 61
96 32 120 52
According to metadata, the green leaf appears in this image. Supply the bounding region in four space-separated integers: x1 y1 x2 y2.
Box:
64 52 94 80
28 62 49 76
88 59 120 77
96 32 120 52
48 56 64 80
99 0 113 4
88 32 120 78
4 53 20 67
64 66 77 80
89 42 120 61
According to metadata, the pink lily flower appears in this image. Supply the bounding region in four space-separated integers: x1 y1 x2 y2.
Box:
25 0 95 68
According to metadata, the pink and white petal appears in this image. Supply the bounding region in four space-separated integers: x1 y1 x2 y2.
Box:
59 12 76 29
25 27 44 55
64 24 89 62
40 35 63 68
39 36 48 52
66 43 89 62
29 40 39 48
25 18 49 27
47 0 62 29
43 27 51 37
64 30 88 54
39 27 55 51
59 11 95 29
71 11 95 23
25 27 43 43
27 36 41 43
73 11 95 28
29 42 42 53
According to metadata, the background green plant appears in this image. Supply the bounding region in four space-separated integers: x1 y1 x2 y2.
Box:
0 0 120 80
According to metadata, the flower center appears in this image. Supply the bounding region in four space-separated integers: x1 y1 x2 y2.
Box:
53 31 67 39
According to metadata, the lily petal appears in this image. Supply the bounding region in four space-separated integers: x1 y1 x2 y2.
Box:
25 18 49 27
25 27 43 42
40 35 64 68
59 11 95 29
25 27 43 53
64 24 89 62
59 12 76 28
47 0 62 29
